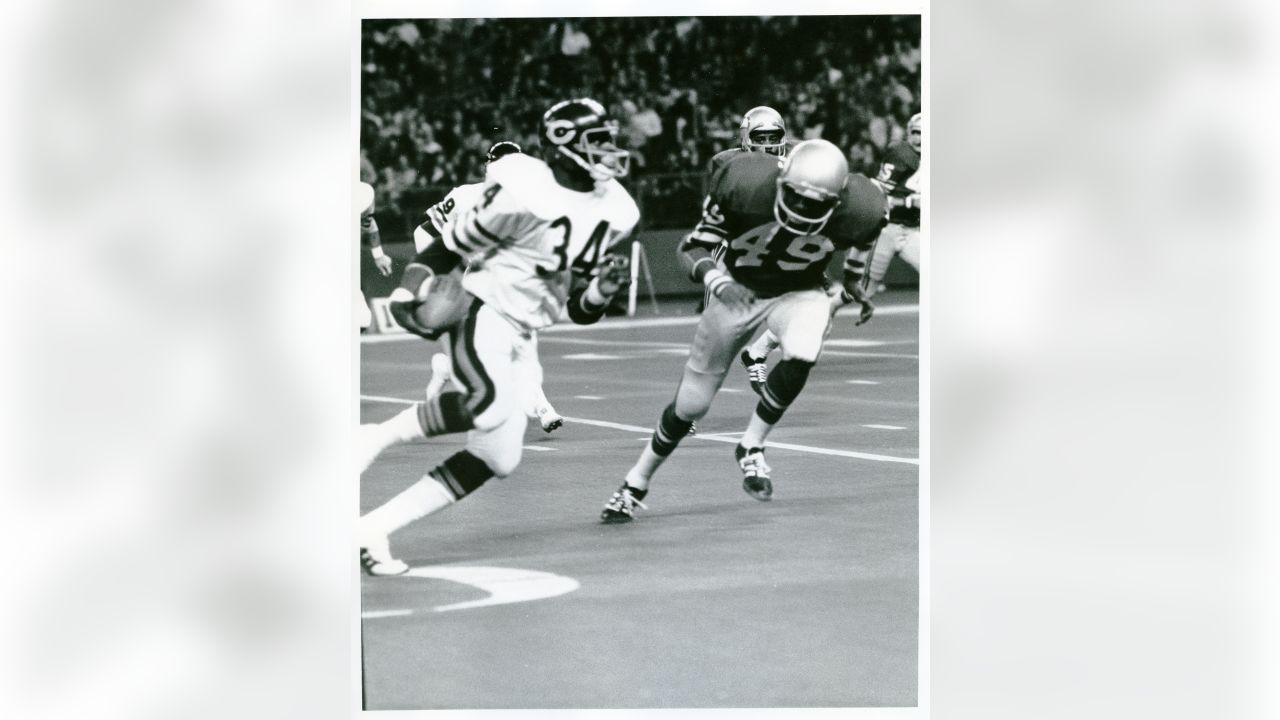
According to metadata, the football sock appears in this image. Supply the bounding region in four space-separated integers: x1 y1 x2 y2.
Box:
626 403 694 490
417 391 475 435
747 331 781 361
360 450 495 537
744 358 814 446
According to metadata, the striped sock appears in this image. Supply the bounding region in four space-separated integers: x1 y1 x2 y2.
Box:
430 450 495 500
417 391 475 436
755 358 814 425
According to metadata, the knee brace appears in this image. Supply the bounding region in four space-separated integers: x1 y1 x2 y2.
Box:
756 358 814 424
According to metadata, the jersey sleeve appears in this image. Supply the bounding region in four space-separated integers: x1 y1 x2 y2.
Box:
443 180 540 257
685 161 735 250
829 176 888 251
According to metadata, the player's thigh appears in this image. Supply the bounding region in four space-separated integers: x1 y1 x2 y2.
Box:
686 292 768 376
450 301 518 429
765 289 831 363
676 294 770 418
510 334 546 417
465 409 527 478
898 227 921 270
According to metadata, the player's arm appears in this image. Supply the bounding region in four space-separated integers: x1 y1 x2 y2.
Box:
443 180 536 259
361 202 394 277
412 193 455 249
566 253 631 325
385 238 465 340
678 181 754 311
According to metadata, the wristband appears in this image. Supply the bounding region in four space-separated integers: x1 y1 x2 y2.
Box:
704 268 732 295
584 278 609 307
690 256 715 281
371 245 387 260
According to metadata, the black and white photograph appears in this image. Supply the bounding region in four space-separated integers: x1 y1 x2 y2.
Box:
356 9 924 711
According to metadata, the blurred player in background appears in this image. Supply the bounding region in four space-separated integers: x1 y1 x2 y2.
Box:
866 112 922 296
357 181 394 331
410 141 565 433
357 99 639 574
601 139 884 522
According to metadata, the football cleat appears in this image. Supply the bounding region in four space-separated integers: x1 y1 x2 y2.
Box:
424 353 453 400
600 484 648 524
740 350 769 396
358 532 409 577
735 446 773 501
537 405 564 433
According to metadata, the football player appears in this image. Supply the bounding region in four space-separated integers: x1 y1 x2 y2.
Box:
694 106 791 331
601 139 884 522
356 99 640 575
408 141 565 433
866 112 922 297
357 181 393 331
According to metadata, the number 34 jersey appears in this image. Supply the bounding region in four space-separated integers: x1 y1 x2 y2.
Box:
441 153 640 333
695 151 886 297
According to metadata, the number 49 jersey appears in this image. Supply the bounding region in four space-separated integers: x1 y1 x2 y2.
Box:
442 153 640 333
694 151 886 297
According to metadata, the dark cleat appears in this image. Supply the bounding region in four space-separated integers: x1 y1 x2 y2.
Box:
735 445 773 501
600 484 649 524
740 350 769 396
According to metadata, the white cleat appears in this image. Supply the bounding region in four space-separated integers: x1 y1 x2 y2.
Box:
537 404 564 433
358 529 409 577
424 353 453 400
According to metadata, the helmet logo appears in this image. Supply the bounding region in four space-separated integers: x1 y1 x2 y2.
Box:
545 120 577 146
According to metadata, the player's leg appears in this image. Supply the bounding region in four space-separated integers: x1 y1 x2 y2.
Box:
424 351 454 400
358 302 519 574
515 333 563 433
603 293 764 522
355 300 516 473
358 289 373 332
735 289 831 500
740 329 781 396
865 223 901 299
898 226 921 272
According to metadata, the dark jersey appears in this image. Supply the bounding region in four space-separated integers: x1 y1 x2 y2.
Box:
690 152 886 297
875 141 921 227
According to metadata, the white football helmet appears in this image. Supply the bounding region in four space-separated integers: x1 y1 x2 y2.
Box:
774 139 849 235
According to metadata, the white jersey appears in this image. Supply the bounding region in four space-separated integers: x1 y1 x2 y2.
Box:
441 154 640 333
414 182 485 252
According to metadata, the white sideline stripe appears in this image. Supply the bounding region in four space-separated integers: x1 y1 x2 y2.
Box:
848 380 880 385
574 395 604 400
522 445 557 452
361 304 920 343
862 424 908 430
362 609 413 619
361 394 416 405
358 396 919 465
562 353 622 360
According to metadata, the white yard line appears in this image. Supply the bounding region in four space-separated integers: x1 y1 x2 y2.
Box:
361 304 920 344
357 398 919 465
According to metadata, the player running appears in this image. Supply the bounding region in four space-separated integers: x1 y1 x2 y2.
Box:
410 141 565 433
600 139 884 522
866 112 922 296
357 99 640 574
357 181 393 332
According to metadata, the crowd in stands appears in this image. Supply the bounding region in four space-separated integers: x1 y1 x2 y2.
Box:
361 16 920 228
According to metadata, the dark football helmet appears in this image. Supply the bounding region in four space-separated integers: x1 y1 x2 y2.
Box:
540 98 630 184
739 106 788 156
774 139 849 234
486 141 522 164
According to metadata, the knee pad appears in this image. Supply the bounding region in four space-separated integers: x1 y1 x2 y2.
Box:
474 442 522 478
466 412 526 477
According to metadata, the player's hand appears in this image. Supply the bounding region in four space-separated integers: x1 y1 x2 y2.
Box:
905 193 923 211
596 254 631 297
714 280 756 313
374 254 394 276
848 284 875 325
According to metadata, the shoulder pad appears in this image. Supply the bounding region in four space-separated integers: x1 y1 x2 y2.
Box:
484 154 558 219
600 180 641 234
711 151 780 210
356 182 375 214
831 174 888 239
